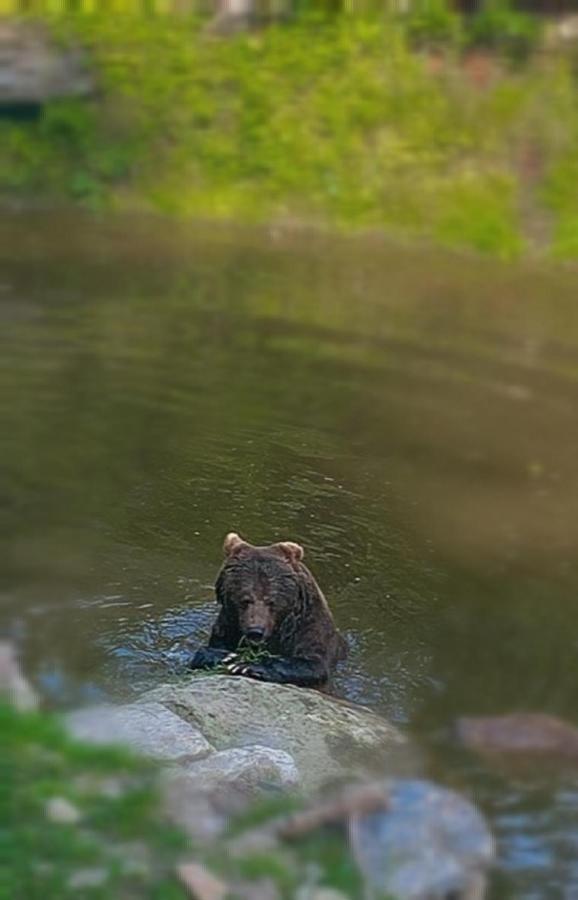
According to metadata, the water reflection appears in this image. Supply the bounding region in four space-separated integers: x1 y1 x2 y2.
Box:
3 212 578 894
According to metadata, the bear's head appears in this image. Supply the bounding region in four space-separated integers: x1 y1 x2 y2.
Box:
215 532 306 647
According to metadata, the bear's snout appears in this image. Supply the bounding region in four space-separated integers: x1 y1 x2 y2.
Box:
237 596 275 644
244 626 266 644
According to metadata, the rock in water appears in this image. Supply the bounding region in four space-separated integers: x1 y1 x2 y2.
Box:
457 713 578 759
142 675 414 791
348 780 494 900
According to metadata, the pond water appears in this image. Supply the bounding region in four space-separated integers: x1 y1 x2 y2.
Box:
3 212 578 896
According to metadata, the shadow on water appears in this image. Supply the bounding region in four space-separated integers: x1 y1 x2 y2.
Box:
3 212 578 895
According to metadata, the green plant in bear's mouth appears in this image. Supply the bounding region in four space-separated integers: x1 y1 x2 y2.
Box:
235 635 280 665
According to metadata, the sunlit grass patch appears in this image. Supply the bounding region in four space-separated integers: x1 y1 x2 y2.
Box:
431 169 525 258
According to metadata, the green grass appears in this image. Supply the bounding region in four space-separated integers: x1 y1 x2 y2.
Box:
1 9 578 258
0 702 188 900
216 795 366 900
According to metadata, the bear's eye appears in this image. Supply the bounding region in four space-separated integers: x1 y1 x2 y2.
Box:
267 596 285 610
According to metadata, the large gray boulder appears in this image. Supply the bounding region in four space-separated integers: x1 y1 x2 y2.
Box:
141 675 414 791
348 780 494 899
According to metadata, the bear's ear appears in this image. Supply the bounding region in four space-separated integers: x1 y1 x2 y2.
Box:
223 532 249 557
274 541 304 566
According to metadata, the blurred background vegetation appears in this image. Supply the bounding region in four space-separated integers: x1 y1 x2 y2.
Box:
2 0 578 258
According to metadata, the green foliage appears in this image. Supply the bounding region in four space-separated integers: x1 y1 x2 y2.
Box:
235 852 298 895
550 215 578 260
466 0 542 64
1 12 577 257
0 97 135 207
432 169 525 258
403 0 462 50
220 797 364 899
296 826 365 897
542 150 578 258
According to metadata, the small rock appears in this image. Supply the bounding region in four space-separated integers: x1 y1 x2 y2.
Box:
162 773 225 842
183 745 300 796
32 861 54 877
177 862 228 900
67 868 108 890
296 890 350 900
65 701 214 763
457 713 578 759
227 828 281 858
296 887 348 900
111 841 152 879
73 773 129 800
163 745 299 841
0 641 38 712
552 15 578 44
318 893 350 900
72 774 129 799
235 877 281 900
45 797 82 825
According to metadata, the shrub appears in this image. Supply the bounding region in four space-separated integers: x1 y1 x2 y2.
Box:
404 0 463 50
466 0 542 64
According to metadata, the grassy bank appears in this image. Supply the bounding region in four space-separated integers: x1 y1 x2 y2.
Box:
1 701 364 898
1 702 188 899
3 12 578 258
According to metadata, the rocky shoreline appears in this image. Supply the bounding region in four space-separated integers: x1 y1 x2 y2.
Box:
63 674 494 898
1 643 495 898
66 675 415 839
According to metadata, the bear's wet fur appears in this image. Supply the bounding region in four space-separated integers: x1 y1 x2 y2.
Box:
190 533 347 687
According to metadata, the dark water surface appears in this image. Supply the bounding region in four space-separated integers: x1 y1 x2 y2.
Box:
3 212 578 896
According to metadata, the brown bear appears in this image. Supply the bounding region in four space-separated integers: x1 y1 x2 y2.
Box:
189 532 347 687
